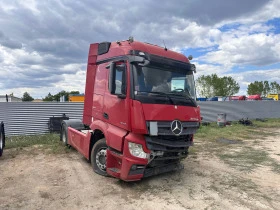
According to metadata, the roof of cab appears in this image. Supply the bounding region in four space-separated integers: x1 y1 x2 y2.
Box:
96 40 189 63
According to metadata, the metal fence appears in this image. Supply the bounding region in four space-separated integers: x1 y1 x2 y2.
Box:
0 101 279 136
0 102 83 136
198 101 280 122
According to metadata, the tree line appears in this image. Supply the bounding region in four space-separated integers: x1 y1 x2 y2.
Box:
21 75 280 101
196 74 280 98
21 90 80 102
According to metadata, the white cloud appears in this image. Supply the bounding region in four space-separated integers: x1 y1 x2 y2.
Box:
0 0 280 98
199 32 280 67
19 0 40 14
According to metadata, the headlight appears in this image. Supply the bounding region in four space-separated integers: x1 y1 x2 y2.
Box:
128 142 148 159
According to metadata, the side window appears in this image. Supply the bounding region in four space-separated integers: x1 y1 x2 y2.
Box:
115 65 125 95
109 61 126 96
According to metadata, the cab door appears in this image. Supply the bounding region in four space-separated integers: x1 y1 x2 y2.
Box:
103 61 130 131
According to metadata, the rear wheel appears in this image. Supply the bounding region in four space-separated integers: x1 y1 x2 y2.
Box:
60 123 68 146
0 122 5 157
91 138 108 176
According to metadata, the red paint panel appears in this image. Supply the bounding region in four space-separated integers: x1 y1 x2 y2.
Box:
106 124 127 152
83 64 96 125
92 64 108 120
142 104 201 122
90 120 108 138
92 94 104 120
97 41 189 64
83 43 98 125
94 64 108 94
103 93 130 130
130 100 148 134
68 127 91 159
119 134 150 181
102 61 130 131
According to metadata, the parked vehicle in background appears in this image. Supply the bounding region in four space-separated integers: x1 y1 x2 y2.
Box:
0 121 5 157
197 97 207 101
231 95 246 101
207 97 218 101
60 38 201 181
267 94 279 101
247 95 262 101
262 97 274 101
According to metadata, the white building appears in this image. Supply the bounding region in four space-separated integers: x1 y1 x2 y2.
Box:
0 95 22 102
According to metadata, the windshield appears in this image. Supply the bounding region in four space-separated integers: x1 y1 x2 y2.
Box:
132 64 196 100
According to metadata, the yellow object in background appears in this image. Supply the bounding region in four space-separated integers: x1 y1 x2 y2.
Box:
69 94 85 102
267 94 279 101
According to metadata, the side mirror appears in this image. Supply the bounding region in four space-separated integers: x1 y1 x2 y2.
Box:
109 62 116 94
129 56 150 66
191 64 196 73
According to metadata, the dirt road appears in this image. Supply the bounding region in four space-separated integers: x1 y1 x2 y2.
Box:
0 129 279 210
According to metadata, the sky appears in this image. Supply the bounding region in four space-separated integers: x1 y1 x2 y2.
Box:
0 0 279 99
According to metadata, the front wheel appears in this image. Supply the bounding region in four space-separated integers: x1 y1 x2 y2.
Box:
91 138 108 176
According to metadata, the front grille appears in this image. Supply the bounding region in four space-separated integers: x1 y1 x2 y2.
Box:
147 121 199 136
145 135 193 152
144 121 197 174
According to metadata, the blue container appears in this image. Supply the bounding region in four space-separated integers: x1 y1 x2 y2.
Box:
207 97 218 101
197 97 207 101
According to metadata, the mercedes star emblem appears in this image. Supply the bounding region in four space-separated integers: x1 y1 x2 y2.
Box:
171 120 183 135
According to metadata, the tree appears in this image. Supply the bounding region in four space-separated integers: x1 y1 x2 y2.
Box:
247 81 280 96
270 81 280 94
196 74 240 97
22 92 34 101
263 81 270 96
42 90 80 102
247 81 263 95
43 93 54 101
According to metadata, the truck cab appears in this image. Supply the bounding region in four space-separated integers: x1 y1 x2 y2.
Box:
61 38 201 181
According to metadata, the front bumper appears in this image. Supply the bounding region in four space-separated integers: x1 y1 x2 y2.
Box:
106 133 191 181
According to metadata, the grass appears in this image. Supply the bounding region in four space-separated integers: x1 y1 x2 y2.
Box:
218 147 280 174
252 118 280 128
5 133 70 154
210 174 258 192
193 118 280 173
196 118 280 142
3 118 280 170
218 147 271 172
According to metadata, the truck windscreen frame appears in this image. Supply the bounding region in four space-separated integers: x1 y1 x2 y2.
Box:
130 62 197 107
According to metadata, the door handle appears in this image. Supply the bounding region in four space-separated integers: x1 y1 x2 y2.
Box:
103 112 109 119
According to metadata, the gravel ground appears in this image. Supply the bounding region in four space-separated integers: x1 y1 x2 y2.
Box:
0 129 279 210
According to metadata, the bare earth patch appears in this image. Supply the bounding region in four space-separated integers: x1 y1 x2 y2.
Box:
0 129 279 210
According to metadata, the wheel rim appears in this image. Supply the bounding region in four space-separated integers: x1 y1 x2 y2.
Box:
96 147 107 172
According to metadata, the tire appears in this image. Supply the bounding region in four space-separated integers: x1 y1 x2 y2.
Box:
60 123 68 146
91 138 108 176
0 122 5 157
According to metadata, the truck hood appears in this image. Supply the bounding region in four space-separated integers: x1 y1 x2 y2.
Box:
142 103 200 122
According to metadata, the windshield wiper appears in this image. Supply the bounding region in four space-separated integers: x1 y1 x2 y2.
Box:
168 89 196 106
136 91 174 104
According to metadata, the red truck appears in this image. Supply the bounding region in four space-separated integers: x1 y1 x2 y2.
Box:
61 38 201 181
247 95 262 101
231 95 246 101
